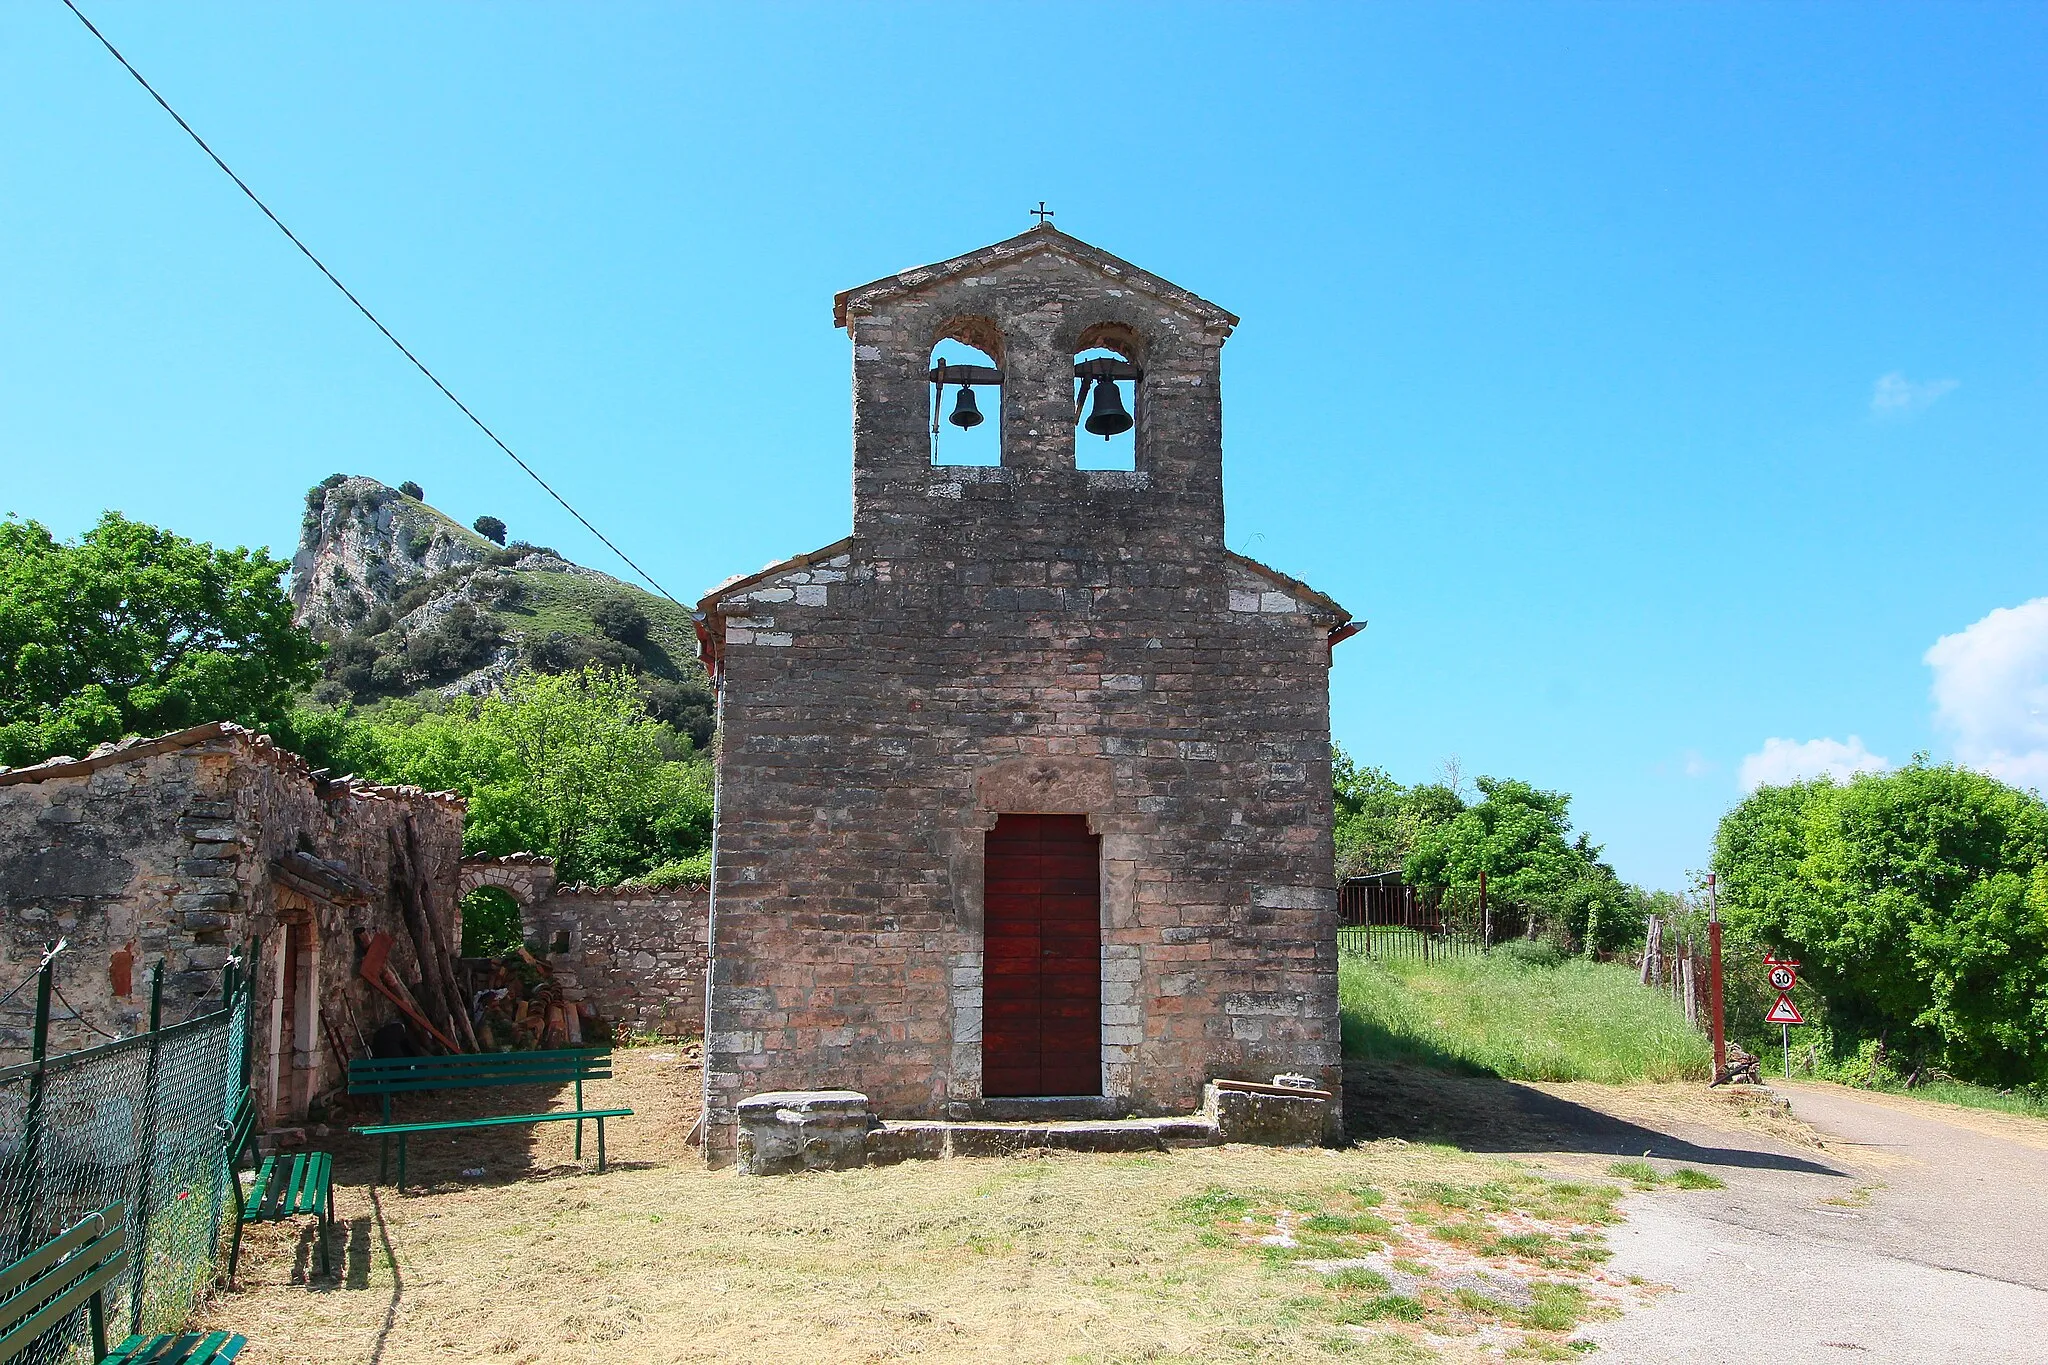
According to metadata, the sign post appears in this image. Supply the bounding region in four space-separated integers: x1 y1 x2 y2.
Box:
1707 875 1726 1084
1763 956 1803 1078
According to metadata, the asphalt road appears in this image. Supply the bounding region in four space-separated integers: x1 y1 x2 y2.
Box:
1580 1081 2048 1363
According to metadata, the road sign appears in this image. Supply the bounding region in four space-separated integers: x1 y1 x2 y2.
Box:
1768 964 1797 991
1765 992 1804 1025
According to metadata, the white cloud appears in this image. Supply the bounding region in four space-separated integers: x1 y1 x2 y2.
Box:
1924 597 2048 789
1739 736 1890 792
1871 371 1958 417
1682 750 1715 779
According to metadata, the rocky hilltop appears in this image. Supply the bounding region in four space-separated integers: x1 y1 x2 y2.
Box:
291 475 712 744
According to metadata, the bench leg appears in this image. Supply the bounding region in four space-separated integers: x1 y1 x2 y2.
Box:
575 1077 585 1160
378 1134 389 1186
318 1176 334 1278
397 1135 408 1193
597 1117 606 1173
226 1181 249 1284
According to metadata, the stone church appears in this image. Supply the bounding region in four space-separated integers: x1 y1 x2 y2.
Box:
694 225 1357 1162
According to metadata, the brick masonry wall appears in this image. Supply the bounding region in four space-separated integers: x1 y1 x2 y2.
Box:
696 228 1351 1161
459 856 708 1040
0 725 464 1125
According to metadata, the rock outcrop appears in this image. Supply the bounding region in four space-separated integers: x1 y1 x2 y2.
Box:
287 477 712 741
290 475 492 634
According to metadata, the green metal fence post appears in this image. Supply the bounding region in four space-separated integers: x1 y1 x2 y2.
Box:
14 945 55 1256
130 962 165 1334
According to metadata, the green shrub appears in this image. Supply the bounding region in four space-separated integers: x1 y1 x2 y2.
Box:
461 886 524 957
1494 939 1565 968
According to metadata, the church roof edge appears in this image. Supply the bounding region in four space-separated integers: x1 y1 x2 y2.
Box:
832 225 1239 334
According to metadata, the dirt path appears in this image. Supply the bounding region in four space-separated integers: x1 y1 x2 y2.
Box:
1578 1081 2048 1363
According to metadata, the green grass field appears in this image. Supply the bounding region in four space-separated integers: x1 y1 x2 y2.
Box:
1866 1077 2048 1121
1340 950 1712 1084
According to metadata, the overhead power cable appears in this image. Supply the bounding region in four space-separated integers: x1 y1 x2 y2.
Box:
59 0 685 608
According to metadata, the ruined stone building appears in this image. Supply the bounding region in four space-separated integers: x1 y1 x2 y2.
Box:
695 225 1358 1161
459 852 708 1040
0 723 464 1126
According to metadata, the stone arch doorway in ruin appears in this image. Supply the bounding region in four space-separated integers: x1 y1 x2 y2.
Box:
457 854 559 954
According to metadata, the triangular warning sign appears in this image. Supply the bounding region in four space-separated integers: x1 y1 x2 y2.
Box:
1765 992 1804 1025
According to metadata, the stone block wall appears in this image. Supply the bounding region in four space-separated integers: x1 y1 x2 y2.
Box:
460 856 708 1039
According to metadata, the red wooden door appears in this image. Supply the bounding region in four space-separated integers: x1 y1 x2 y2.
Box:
982 814 1102 1097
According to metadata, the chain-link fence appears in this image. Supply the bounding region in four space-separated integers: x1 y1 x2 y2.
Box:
0 946 251 1364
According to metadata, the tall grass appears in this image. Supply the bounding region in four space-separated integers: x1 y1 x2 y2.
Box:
1340 951 1711 1084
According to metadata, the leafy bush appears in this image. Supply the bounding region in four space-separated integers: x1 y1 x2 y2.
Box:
283 667 712 885
460 885 525 957
473 515 508 545
1493 939 1565 968
592 596 651 648
1715 764 2048 1086
628 852 713 888
486 541 559 568
398 481 425 501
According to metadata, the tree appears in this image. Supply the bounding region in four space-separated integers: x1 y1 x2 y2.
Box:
473 515 507 545
1714 764 2048 1085
1402 776 1645 953
398 481 425 501
0 513 321 765
283 666 712 885
591 595 650 649
1333 748 1450 877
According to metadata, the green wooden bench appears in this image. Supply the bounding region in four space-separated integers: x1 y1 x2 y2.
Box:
347 1047 630 1191
0 1205 246 1364
222 1087 333 1283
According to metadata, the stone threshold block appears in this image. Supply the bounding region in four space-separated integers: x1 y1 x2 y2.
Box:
1203 1076 1334 1147
734 1076 1334 1175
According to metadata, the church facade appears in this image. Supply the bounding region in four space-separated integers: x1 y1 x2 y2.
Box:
694 226 1357 1162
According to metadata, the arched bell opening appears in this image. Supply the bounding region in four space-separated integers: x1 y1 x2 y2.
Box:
928 323 1003 468
1073 328 1140 472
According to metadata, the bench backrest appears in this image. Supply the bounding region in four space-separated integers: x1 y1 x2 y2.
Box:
0 1205 127 1363
347 1047 613 1097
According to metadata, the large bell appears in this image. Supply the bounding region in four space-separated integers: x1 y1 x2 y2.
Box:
947 384 984 429
1083 377 1133 438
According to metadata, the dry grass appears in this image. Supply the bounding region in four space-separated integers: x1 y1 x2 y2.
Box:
204 1049 1674 1364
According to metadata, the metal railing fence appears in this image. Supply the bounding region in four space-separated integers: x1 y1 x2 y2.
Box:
0 944 252 1364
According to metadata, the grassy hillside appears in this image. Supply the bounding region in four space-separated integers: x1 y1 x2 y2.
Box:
1341 951 1712 1084
297 476 713 744
498 568 699 673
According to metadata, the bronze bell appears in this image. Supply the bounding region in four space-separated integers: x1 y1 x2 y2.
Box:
1083 377 1133 438
948 384 984 429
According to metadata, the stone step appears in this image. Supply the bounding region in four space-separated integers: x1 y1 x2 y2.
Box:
867 1114 1221 1165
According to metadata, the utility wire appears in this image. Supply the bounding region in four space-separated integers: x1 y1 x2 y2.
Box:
59 0 686 608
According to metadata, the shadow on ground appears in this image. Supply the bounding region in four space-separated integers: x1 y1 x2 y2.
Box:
1344 1060 1847 1177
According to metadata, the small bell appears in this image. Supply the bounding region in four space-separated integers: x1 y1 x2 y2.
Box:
1083 377 1133 438
948 384 984 429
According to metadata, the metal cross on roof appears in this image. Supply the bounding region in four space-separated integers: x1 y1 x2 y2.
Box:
1031 201 1054 225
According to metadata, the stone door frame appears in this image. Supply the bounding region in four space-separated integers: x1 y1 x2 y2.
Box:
947 757 1142 1116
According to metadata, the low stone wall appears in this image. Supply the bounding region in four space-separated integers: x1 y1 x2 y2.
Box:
460 856 707 1039
550 884 707 1039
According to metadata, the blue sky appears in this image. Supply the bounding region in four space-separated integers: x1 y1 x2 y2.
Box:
5 3 2045 889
